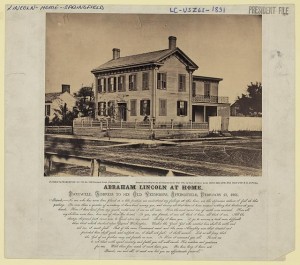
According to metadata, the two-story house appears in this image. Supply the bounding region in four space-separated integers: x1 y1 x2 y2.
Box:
91 36 229 124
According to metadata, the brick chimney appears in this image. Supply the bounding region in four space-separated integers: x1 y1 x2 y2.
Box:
62 84 70 93
113 48 120 59
168 36 177 49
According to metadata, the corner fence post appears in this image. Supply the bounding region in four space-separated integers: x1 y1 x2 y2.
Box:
91 159 100 176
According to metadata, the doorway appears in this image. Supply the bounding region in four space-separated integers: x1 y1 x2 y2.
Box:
118 103 127 121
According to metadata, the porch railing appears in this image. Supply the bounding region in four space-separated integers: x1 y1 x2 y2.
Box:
192 95 229 104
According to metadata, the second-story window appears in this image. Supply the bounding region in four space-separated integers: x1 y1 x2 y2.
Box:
118 75 125 92
178 74 186 91
107 77 117 92
157 73 167 90
129 74 137 91
97 78 106 93
204 82 211 97
142 72 149 90
192 82 196 97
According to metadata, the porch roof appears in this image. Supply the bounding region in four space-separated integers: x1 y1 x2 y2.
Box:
193 75 223 82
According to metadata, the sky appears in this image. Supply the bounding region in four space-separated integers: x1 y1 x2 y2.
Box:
46 13 261 103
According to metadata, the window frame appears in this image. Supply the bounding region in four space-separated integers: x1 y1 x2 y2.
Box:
129 74 137 91
140 99 151 116
98 102 106 116
204 82 211 97
130 99 137 116
159 99 167 116
157 72 167 90
178 74 186 92
142 72 149 90
177 100 188 116
97 77 106 93
192 82 196 97
118 75 125 92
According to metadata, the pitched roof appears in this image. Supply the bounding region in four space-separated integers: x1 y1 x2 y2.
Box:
92 48 198 73
45 92 62 103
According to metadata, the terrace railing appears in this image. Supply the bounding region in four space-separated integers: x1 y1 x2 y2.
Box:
192 95 229 104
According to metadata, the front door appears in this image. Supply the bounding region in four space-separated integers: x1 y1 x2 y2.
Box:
118 103 127 121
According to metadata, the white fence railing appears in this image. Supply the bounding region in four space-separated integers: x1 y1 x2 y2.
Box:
228 117 262 131
208 116 262 132
73 119 208 130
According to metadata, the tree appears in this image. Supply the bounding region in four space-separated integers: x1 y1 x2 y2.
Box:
51 103 79 126
234 82 262 116
74 86 95 117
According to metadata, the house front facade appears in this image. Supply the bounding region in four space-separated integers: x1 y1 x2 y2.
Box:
91 36 229 124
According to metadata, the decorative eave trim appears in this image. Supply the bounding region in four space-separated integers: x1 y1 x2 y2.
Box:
91 62 163 76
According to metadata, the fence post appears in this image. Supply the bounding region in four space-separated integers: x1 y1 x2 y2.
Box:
150 118 154 130
171 119 174 130
121 119 123 129
44 154 52 175
91 159 100 176
106 119 108 130
190 120 193 129
81 119 83 128
100 121 103 131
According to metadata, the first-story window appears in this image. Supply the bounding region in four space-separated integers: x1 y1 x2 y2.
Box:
130 99 137 116
107 101 115 117
177 101 188 116
159 99 167 116
140 99 150 116
98 102 106 116
157 72 167 90
97 78 106 93
45 105 51 116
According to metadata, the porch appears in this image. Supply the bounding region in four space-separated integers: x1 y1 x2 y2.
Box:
192 105 218 123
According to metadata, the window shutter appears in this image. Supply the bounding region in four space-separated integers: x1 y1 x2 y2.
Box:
114 77 117 92
146 100 150 115
140 100 143 115
157 73 161 89
103 78 106 92
177 101 180 116
184 101 188 116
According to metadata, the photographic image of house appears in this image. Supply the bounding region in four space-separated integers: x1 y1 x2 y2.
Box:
91 36 230 125
45 14 262 177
